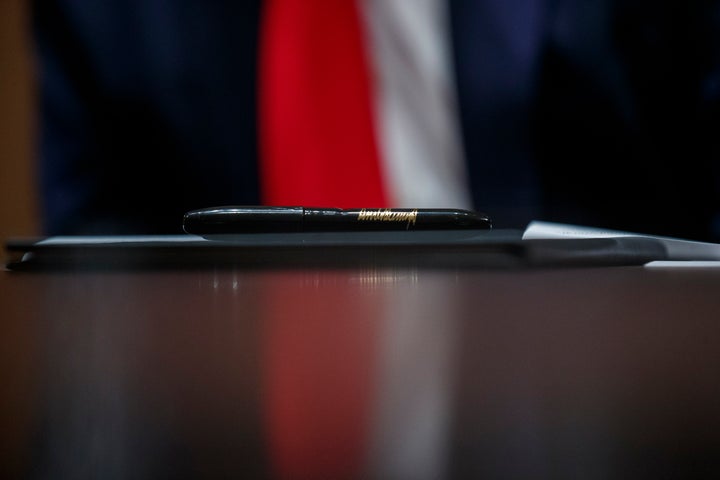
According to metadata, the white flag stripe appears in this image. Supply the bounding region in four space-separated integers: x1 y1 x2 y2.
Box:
360 0 472 209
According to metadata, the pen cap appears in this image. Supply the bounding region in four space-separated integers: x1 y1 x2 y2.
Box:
303 208 491 230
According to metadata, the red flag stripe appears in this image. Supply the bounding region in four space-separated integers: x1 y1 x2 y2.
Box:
259 0 388 208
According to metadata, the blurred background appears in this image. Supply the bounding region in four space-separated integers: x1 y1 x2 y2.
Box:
0 0 37 241
2 0 719 241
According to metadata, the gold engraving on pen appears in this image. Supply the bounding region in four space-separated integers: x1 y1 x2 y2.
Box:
358 209 418 228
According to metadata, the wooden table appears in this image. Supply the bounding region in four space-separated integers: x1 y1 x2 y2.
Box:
2 265 720 478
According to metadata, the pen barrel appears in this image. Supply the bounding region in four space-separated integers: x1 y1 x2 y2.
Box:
303 208 491 231
184 206 305 234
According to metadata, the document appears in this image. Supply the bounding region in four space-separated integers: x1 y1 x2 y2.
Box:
523 221 720 264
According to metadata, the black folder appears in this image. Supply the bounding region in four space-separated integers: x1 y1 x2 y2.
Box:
4 230 668 271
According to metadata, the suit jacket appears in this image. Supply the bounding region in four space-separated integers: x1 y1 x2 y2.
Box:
34 0 720 239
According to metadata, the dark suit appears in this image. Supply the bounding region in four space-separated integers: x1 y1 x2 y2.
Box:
34 0 720 239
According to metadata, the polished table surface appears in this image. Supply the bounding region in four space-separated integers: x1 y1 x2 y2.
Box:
2 265 720 478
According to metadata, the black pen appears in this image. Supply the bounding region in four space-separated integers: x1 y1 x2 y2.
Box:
183 206 492 234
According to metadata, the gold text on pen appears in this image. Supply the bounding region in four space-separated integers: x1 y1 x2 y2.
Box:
357 209 418 228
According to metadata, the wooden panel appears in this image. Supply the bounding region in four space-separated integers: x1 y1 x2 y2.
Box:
0 0 38 244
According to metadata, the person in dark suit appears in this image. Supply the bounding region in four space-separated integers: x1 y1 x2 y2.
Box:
34 0 720 240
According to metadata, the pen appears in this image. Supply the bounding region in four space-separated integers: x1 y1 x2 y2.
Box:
183 206 492 234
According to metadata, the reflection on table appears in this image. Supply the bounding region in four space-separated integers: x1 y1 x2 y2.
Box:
2 266 720 478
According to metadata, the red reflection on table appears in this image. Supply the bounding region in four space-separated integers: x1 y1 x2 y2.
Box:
261 273 382 479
